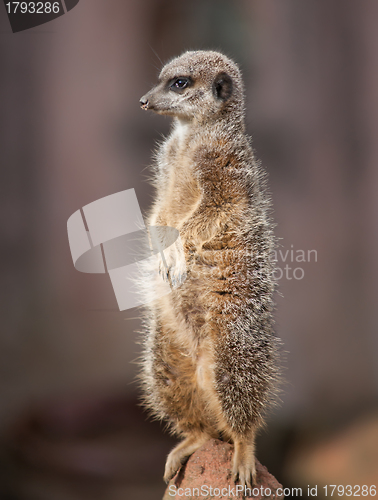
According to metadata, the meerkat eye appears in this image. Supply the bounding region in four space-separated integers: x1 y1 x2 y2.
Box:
169 77 191 91
173 78 188 89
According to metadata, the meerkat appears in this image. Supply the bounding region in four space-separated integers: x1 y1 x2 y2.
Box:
139 50 281 488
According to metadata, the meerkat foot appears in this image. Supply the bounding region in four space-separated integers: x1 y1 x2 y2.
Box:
232 437 257 488
163 433 209 483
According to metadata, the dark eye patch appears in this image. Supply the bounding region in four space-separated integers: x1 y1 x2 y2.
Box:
168 77 192 92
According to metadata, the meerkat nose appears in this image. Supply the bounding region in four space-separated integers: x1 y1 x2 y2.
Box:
140 96 150 110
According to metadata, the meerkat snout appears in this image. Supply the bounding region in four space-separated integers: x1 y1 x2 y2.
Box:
140 95 149 110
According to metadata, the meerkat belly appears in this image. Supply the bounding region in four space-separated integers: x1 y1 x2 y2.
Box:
148 219 246 434
151 296 224 435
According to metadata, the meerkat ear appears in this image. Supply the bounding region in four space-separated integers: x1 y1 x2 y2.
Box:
213 72 233 102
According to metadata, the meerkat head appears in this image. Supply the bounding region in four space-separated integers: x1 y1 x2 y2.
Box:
140 50 245 124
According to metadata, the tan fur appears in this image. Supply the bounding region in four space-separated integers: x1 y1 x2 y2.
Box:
139 50 281 487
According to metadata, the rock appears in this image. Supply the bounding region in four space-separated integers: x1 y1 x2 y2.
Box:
163 439 283 499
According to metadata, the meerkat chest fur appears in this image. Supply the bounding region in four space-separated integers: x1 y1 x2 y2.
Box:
153 118 202 230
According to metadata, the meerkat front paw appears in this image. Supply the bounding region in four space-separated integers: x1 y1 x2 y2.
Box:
157 238 187 288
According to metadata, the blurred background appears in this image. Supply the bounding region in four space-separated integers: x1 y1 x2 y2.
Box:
1 0 378 498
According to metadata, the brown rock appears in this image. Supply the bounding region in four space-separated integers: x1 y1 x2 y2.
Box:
163 439 283 500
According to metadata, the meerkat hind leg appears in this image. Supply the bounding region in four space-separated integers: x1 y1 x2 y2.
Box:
164 432 210 483
232 431 257 488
